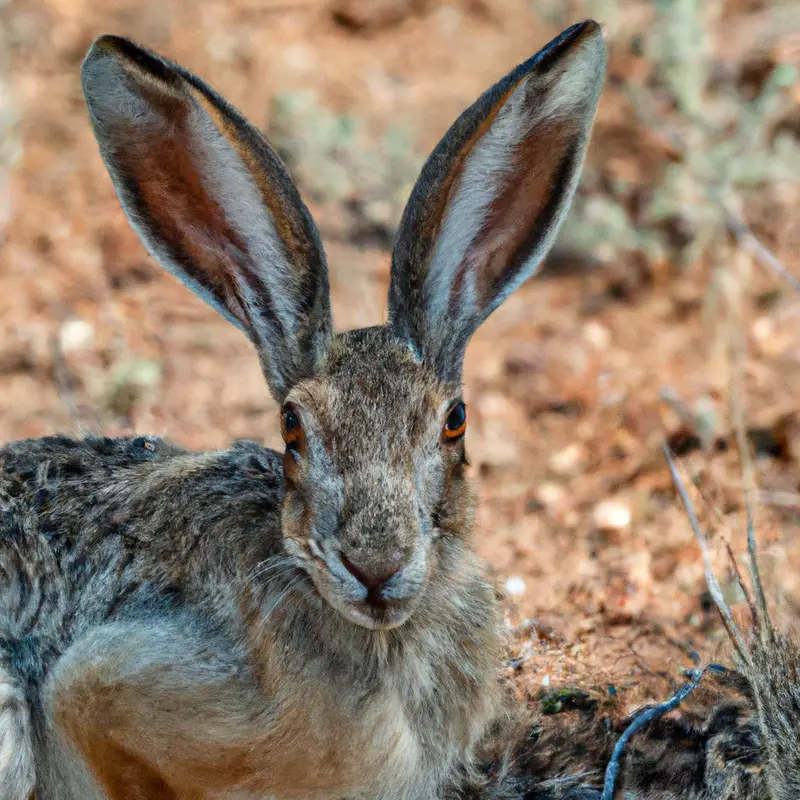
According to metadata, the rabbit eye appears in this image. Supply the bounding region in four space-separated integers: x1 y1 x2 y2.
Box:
443 401 467 440
282 405 303 450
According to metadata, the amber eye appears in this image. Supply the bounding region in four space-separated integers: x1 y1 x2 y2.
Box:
443 401 467 440
282 405 303 452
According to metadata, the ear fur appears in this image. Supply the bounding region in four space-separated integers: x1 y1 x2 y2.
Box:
388 21 606 380
81 35 332 401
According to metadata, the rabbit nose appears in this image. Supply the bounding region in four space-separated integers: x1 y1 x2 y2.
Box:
340 551 404 593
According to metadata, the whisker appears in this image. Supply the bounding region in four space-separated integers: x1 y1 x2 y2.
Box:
248 555 294 579
259 575 305 632
249 568 298 594
246 556 297 588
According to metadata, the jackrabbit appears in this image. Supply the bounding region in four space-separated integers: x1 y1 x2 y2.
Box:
0 21 606 800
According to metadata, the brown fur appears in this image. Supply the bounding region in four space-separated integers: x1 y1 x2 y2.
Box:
1 431 503 799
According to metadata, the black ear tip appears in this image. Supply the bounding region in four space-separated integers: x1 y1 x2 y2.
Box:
81 34 167 79
81 34 182 111
534 18 606 77
571 19 607 63
572 19 606 51
577 18 602 32
82 35 131 69
549 18 605 52
565 18 603 41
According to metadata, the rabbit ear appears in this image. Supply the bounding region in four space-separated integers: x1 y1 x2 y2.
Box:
81 36 332 401
388 21 605 381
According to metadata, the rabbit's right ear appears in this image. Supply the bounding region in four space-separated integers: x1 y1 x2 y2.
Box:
388 21 605 382
81 36 332 401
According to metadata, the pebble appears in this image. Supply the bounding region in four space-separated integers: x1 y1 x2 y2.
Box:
593 499 632 531
548 443 584 476
536 481 565 510
59 319 94 352
504 575 527 596
582 321 611 350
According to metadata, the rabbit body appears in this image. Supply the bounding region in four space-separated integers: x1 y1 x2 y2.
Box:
0 339 501 800
0 20 608 800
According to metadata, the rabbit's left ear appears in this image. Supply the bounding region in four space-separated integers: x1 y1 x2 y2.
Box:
81 36 331 401
388 21 605 381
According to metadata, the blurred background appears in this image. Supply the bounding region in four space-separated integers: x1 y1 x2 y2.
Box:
1 0 800 701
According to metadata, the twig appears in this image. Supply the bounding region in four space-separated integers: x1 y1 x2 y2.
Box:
664 446 752 666
730 349 774 642
601 668 711 800
724 206 800 295
48 334 80 427
724 540 759 636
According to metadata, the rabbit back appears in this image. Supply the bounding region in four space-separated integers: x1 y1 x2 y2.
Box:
0 435 287 799
0 435 284 682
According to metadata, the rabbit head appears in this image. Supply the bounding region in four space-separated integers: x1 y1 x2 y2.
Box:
81 23 605 631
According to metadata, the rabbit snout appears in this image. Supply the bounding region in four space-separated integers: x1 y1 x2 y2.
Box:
313 538 428 631
337 543 425 601
339 549 405 594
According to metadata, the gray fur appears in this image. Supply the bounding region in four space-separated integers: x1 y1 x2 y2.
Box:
0 431 501 799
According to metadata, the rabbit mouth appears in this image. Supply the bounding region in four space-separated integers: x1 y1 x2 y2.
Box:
292 539 429 630
343 597 417 631
309 569 422 630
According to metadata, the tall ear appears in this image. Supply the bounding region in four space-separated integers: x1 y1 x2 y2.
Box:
388 21 606 381
81 36 332 401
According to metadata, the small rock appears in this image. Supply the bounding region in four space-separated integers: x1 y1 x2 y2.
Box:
752 315 774 341
535 482 565 510
59 319 94 352
504 576 526 597
582 321 610 350
594 242 616 264
434 4 462 35
593 499 632 531
548 443 584 477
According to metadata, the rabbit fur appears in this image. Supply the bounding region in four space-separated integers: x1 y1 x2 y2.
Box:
1 20 606 800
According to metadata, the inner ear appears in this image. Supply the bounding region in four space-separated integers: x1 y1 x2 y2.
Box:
387 21 606 382
458 120 583 311
81 35 333 402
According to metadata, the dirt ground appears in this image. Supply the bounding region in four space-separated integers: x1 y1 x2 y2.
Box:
2 0 800 715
